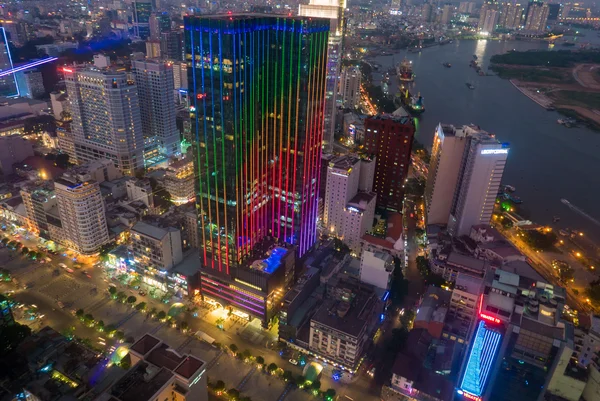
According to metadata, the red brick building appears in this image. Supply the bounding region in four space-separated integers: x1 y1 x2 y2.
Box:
364 115 415 212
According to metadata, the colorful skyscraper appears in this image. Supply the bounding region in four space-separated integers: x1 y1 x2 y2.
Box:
186 14 329 325
0 27 18 97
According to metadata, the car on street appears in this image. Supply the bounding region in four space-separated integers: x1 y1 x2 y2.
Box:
59 263 67 268
288 359 298 366
65 267 74 274
139 290 147 296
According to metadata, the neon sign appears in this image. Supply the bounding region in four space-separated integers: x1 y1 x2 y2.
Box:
62 68 73 73
481 149 508 155
463 393 482 401
480 313 501 324
460 321 502 396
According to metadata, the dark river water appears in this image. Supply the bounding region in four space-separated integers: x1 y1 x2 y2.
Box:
370 38 600 241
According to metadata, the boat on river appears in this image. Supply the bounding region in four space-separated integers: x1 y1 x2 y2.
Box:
442 62 452 68
397 58 415 82
466 82 475 90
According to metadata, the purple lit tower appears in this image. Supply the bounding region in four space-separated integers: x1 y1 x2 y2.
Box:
186 14 329 327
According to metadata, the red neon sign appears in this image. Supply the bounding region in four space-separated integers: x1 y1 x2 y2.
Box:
62 68 73 73
480 313 501 324
463 393 482 401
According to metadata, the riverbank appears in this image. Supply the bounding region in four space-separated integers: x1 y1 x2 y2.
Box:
509 79 555 109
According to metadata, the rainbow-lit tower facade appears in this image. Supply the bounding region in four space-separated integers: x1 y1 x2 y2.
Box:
186 14 328 323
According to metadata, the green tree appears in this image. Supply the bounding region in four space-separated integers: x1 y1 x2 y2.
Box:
116 292 127 303
227 388 240 400
400 310 416 329
295 375 306 387
282 370 293 382
14 242 22 249
157 311 167 321
149 307 157 317
115 330 125 341
97 320 105 331
21 246 29 254
105 324 116 335
586 279 600 304
83 313 94 326
522 230 558 251
241 349 252 360
255 356 265 366
324 389 336 400
267 363 278 374
0 322 32 357
1 237 9 244
213 380 226 393
108 286 117 297
180 321 189 332
75 309 84 319
229 343 238 354
311 380 321 391
135 302 146 312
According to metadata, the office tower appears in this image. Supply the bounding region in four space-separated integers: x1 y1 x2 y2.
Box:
425 124 470 225
149 12 171 40
340 66 361 109
441 4 452 24
55 177 109 254
146 40 161 58
15 69 44 99
186 14 328 326
0 27 17 97
20 182 57 240
132 1 152 39
364 115 415 212
132 59 180 162
172 61 187 90
299 0 346 153
64 67 144 175
524 0 549 33
447 129 508 236
160 30 183 61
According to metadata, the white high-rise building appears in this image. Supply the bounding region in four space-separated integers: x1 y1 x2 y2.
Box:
55 177 109 254
324 155 361 236
299 0 345 153
360 245 395 290
340 66 361 109
132 59 180 162
447 129 509 236
425 124 471 225
64 67 144 176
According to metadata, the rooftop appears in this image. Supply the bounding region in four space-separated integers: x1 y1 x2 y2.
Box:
173 356 204 380
447 252 487 273
129 334 160 356
132 221 176 241
328 155 360 172
110 362 172 401
146 344 185 371
247 244 291 275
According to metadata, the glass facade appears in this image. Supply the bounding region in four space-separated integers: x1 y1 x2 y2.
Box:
0 27 17 97
186 15 329 275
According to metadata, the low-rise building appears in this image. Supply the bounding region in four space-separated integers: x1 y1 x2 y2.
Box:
359 245 394 290
414 286 451 339
163 159 194 205
100 334 207 401
361 212 404 257
431 252 489 283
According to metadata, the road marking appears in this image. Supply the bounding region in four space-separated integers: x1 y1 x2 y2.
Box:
115 310 137 328
176 336 194 353
237 366 256 390
205 350 224 371
150 322 165 335
276 383 293 401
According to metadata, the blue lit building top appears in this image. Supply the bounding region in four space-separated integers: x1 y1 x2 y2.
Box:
460 320 502 398
249 246 289 275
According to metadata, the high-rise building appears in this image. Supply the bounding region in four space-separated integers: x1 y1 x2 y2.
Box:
441 4 453 24
546 3 561 22
160 30 183 61
324 155 361 236
479 3 500 33
524 0 549 33
340 66 361 109
499 3 525 30
458 2 476 14
149 12 171 40
20 182 57 240
146 40 161 58
425 124 470 225
447 128 508 236
186 14 328 327
323 155 376 252
132 59 180 162
298 0 346 153
0 27 17 97
132 1 152 39
64 67 144 176
15 69 44 99
55 177 109 254
364 115 415 212
421 3 433 22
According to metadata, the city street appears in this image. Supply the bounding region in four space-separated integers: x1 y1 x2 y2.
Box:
0 222 380 400
502 227 596 313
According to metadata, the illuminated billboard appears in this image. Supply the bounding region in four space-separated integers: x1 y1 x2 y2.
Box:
459 320 502 399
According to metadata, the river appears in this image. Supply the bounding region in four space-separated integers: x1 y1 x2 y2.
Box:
370 38 600 241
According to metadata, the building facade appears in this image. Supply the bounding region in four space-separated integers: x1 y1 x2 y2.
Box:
364 115 415 212
324 155 361 236
55 178 109 254
64 67 144 176
132 59 180 162
448 131 508 236
340 66 361 109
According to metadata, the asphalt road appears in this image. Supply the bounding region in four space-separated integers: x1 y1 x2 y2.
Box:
0 222 380 401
